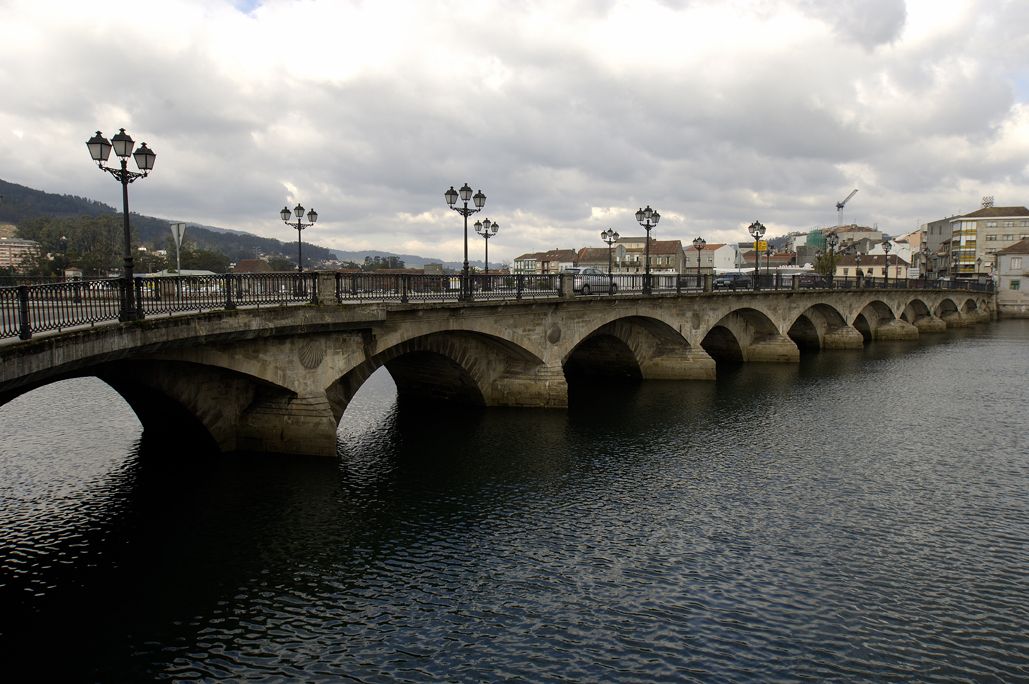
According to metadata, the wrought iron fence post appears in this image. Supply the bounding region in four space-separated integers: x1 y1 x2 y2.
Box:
224 273 236 309
676 275 682 295
309 273 318 304
516 274 524 300
133 277 144 320
17 285 31 340
401 274 410 304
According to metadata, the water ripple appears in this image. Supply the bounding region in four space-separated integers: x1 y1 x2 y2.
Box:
1 323 1028 681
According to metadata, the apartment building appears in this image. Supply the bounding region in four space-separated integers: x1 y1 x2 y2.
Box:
0 237 41 272
948 202 1029 278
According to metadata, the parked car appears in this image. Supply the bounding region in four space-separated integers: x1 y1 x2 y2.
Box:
563 267 616 295
713 274 753 290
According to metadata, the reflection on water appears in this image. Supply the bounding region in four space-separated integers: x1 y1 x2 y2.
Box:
1 321 1027 681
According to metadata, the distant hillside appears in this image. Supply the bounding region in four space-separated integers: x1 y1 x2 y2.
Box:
331 249 485 270
0 178 336 263
0 178 501 270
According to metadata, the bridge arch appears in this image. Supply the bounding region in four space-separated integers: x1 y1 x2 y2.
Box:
94 359 296 454
900 298 932 325
327 330 559 421
787 303 850 351
702 307 798 363
562 315 710 382
853 300 894 341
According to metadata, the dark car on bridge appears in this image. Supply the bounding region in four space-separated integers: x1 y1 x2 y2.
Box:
713 274 753 290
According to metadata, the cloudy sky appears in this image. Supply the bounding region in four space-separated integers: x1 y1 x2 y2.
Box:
2 0 1028 264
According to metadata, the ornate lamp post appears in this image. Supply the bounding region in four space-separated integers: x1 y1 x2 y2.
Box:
474 218 499 277
445 183 486 300
825 232 839 287
635 205 660 294
882 238 892 287
280 203 318 272
921 244 931 283
602 228 620 292
748 220 765 290
855 250 863 285
86 128 156 321
976 256 982 278
692 236 706 288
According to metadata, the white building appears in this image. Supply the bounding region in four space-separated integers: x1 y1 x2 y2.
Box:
684 243 743 273
995 238 1029 318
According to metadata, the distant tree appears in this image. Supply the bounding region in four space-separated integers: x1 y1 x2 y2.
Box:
267 255 294 271
815 251 839 277
135 249 168 273
17 214 123 276
180 243 230 273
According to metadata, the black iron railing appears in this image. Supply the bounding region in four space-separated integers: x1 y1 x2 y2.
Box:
138 272 316 317
0 271 994 342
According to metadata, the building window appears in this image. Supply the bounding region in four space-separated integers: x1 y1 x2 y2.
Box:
986 234 997 241
986 221 997 227
1012 257 1023 269
1005 221 1014 227
1010 279 1020 290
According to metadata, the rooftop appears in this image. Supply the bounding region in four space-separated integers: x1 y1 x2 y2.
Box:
996 238 1029 255
954 206 1029 220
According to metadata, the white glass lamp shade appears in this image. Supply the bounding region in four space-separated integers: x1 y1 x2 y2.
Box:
111 128 134 158
87 131 112 163
132 142 155 172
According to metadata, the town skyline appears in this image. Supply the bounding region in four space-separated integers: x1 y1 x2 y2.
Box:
2 0 1027 264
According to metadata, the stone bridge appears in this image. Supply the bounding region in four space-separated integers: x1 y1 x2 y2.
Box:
0 288 994 457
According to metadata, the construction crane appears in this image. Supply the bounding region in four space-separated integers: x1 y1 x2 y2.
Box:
836 189 858 230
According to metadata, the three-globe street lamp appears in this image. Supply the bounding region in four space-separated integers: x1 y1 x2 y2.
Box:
602 228 620 292
692 236 706 289
748 220 765 290
825 232 839 287
636 205 660 294
445 183 486 301
921 244 931 283
86 128 156 321
280 203 318 273
474 218 499 277
882 238 892 287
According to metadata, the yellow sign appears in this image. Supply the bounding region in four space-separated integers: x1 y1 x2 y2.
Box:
754 240 768 251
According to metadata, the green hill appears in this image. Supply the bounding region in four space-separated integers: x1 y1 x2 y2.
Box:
0 178 337 268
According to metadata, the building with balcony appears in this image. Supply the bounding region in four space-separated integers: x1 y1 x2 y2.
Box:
0 237 41 272
948 202 1029 278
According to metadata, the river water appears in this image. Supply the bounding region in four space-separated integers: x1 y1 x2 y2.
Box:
1 320 1027 681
